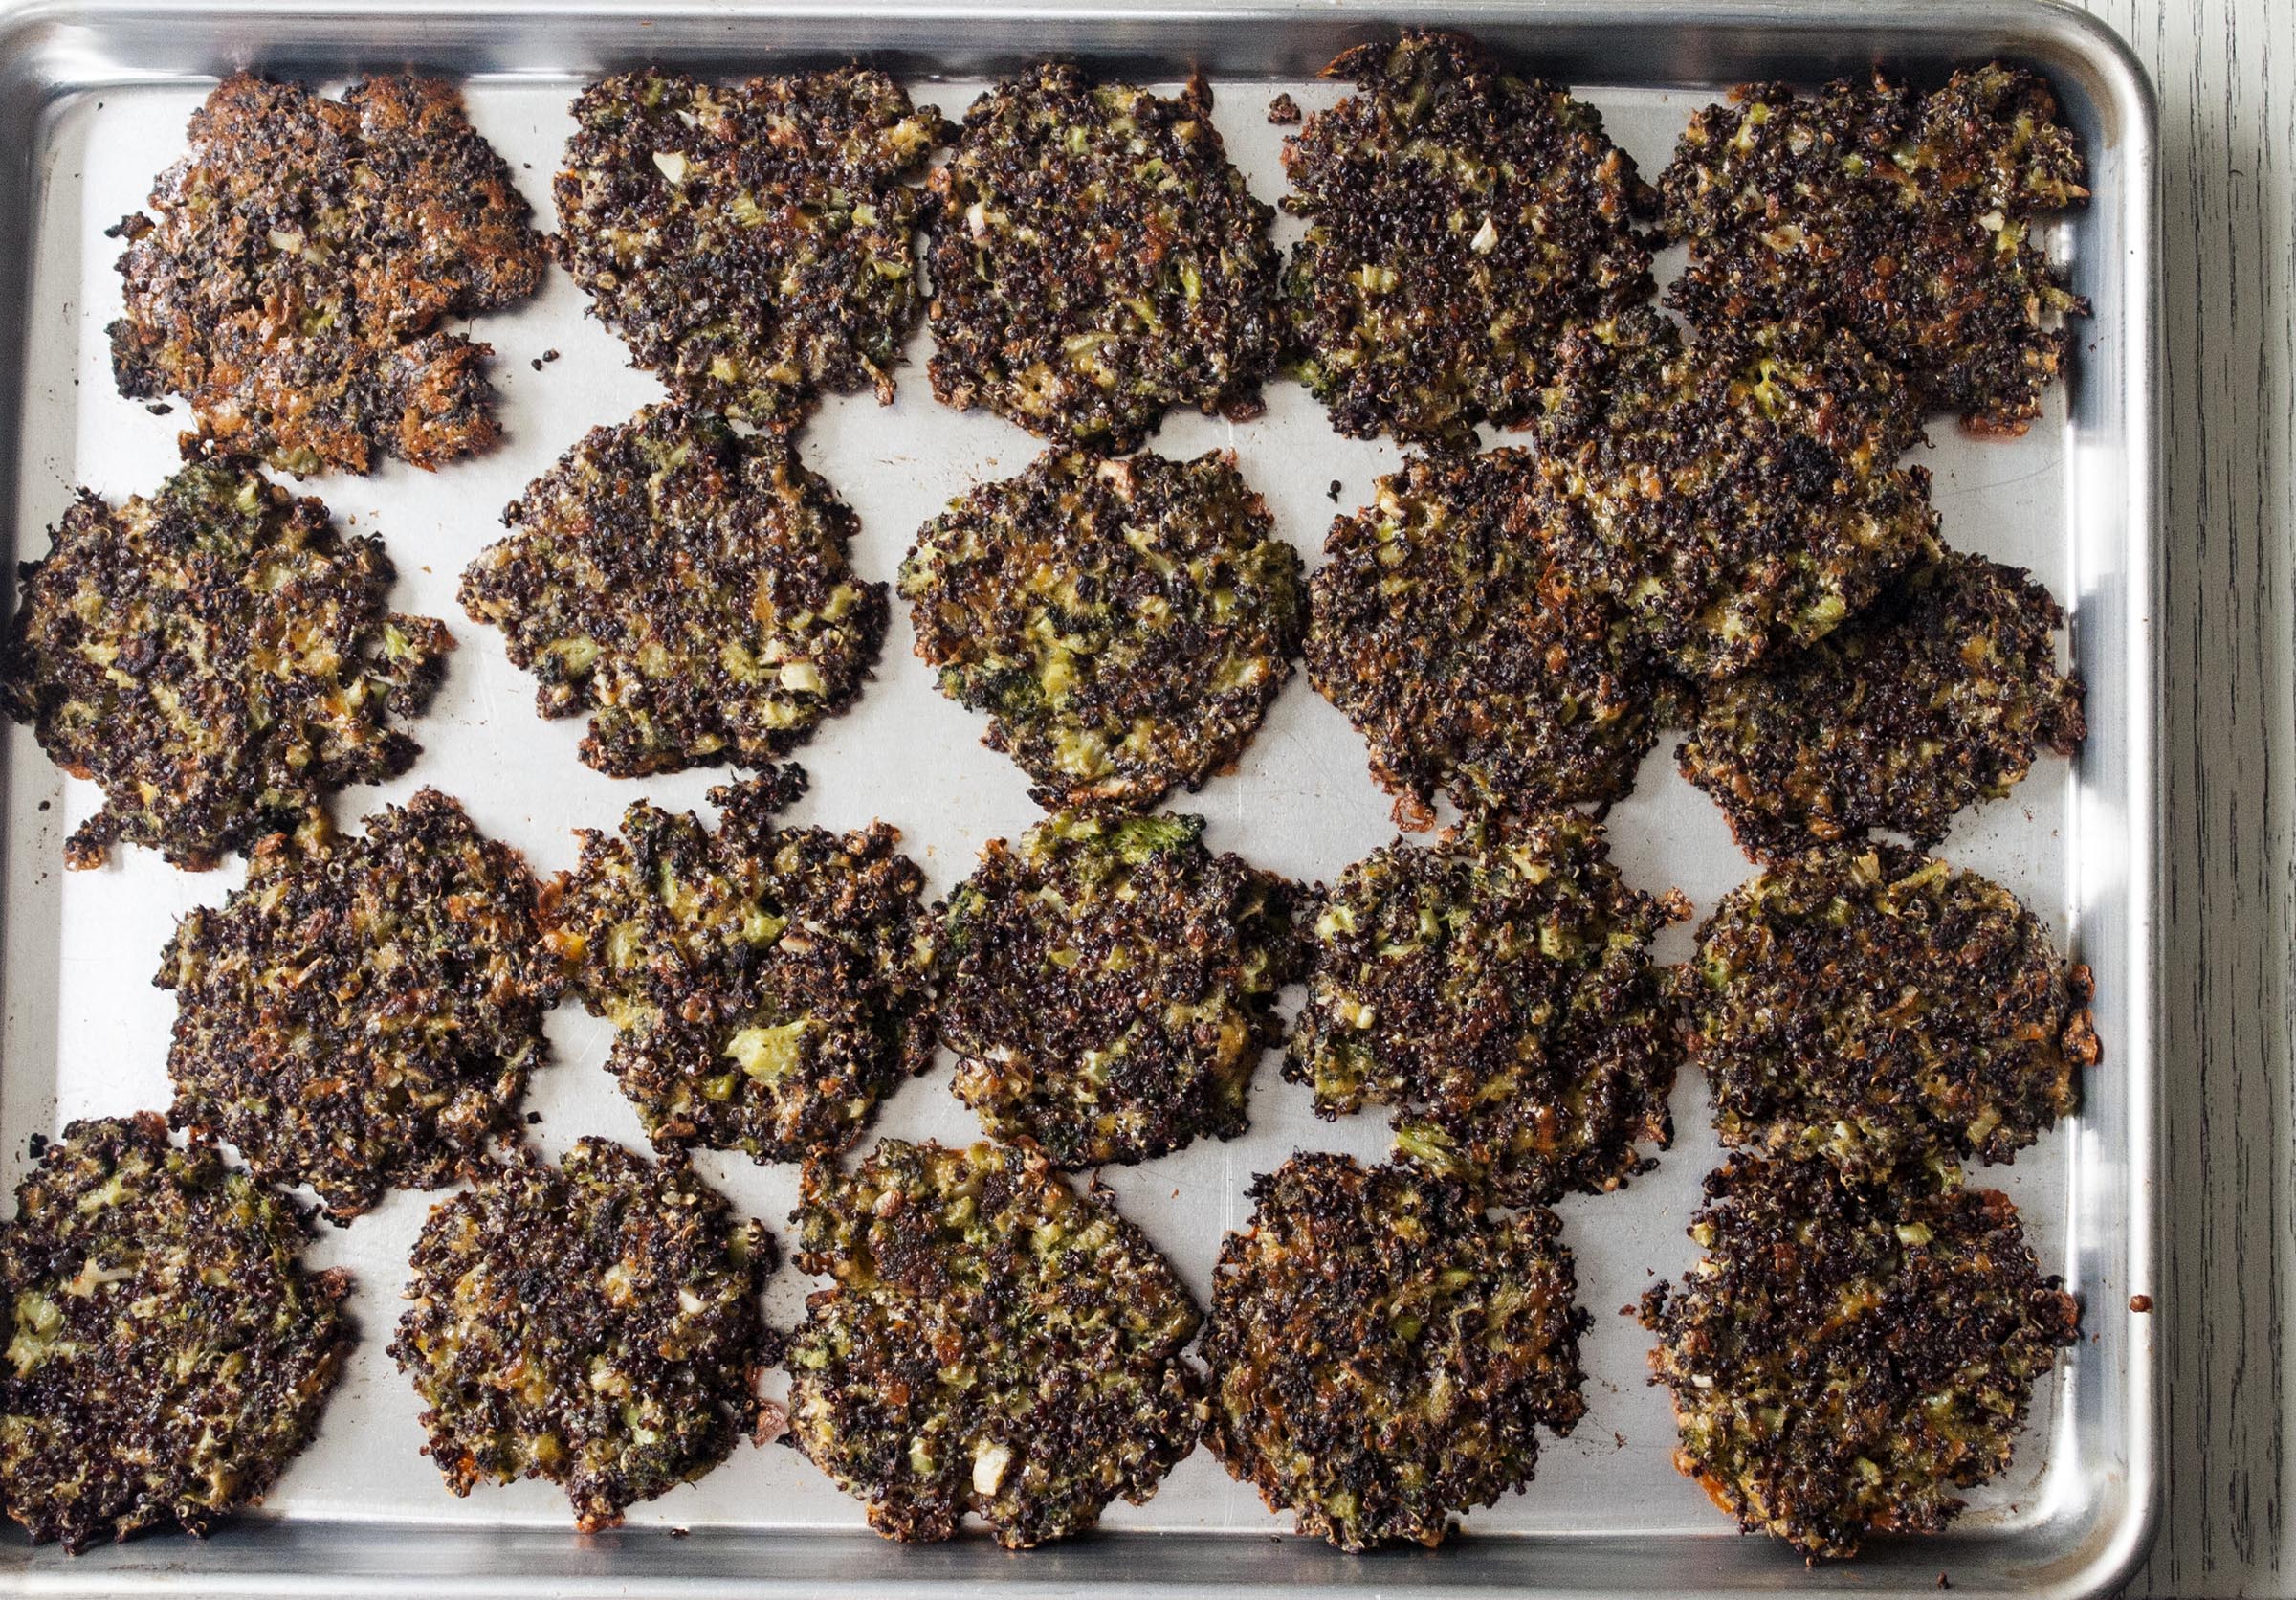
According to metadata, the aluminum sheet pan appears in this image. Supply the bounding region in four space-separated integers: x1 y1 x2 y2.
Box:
0 3 2157 1596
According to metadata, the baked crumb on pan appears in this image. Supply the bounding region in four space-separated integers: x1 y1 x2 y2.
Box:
1676 548 2086 859
109 74 546 476
1659 65 2088 434
461 404 885 780
555 68 944 429
1281 30 1655 448
900 447 1304 811
935 811 1303 1168
928 62 1280 451
1641 1155 2080 1560
0 1114 351 1552
786 1138 1203 1546
158 788 556 1224
542 771 933 1166
1288 812 1684 1205
1203 1151 1587 1550
0 456 450 870
391 1139 772 1530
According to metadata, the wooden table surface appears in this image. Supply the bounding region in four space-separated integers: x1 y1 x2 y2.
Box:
2071 1 2294 1595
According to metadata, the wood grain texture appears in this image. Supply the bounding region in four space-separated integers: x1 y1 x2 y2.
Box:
2074 1 2296 1595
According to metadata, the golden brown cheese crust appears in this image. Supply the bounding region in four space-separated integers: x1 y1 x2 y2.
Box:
555 69 945 429
109 74 546 475
0 1114 351 1552
1641 1156 2080 1559
158 789 557 1224
1660 66 2088 434
1282 31 1656 448
928 62 1280 451
786 1140 1203 1546
1203 1153 1587 1550
0 457 450 870
461 405 885 779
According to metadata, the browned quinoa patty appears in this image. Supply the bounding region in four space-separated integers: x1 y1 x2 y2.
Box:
935 811 1304 1168
460 405 885 779
786 1139 1203 1546
927 62 1280 451
1287 813 1684 1205
0 456 451 871
109 74 546 476
555 69 944 428
1641 1156 2080 1559
157 789 557 1224
899 448 1304 811
542 772 933 1166
1203 1152 1587 1550
1660 65 2089 435
1677 548 2086 859
1281 30 1656 449
1306 449 1664 820
0 1113 351 1552
1683 845 2097 1180
1533 307 1939 680
390 1139 772 1530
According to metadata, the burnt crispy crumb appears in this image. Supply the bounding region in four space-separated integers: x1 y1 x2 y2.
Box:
109 74 546 475
900 448 1304 811
1289 813 1682 1204
936 811 1304 1168
0 457 451 870
556 68 943 427
1677 549 2086 859
1683 845 2094 1179
1266 92 1301 124
543 773 932 1165
1533 308 1940 679
928 62 1280 451
1306 450 1664 817
787 1139 1203 1546
461 405 886 779
1660 65 2089 433
390 1140 771 1530
157 789 557 1223
1640 1156 2079 1559
0 1114 351 1552
1203 1152 1587 1550
1281 31 1656 448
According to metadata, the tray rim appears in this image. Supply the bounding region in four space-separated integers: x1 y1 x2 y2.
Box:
0 1 2160 1596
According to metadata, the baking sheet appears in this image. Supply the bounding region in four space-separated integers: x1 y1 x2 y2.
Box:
0 4 2156 1596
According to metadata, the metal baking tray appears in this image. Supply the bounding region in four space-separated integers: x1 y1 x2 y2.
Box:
0 1 2158 1595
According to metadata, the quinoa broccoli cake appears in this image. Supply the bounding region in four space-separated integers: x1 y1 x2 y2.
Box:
927 62 1280 451
1682 845 2098 1181
1288 813 1684 1205
1306 450 1665 820
1281 31 1656 449
555 69 944 429
1660 64 2089 434
109 74 546 475
0 456 451 870
900 448 1304 811
1203 1152 1587 1550
390 1139 771 1530
935 811 1303 1168
1533 307 1940 679
786 1139 1203 1546
0 1113 351 1551
461 405 886 779
158 789 557 1224
1677 548 2086 859
1640 1155 2080 1559
542 772 933 1165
